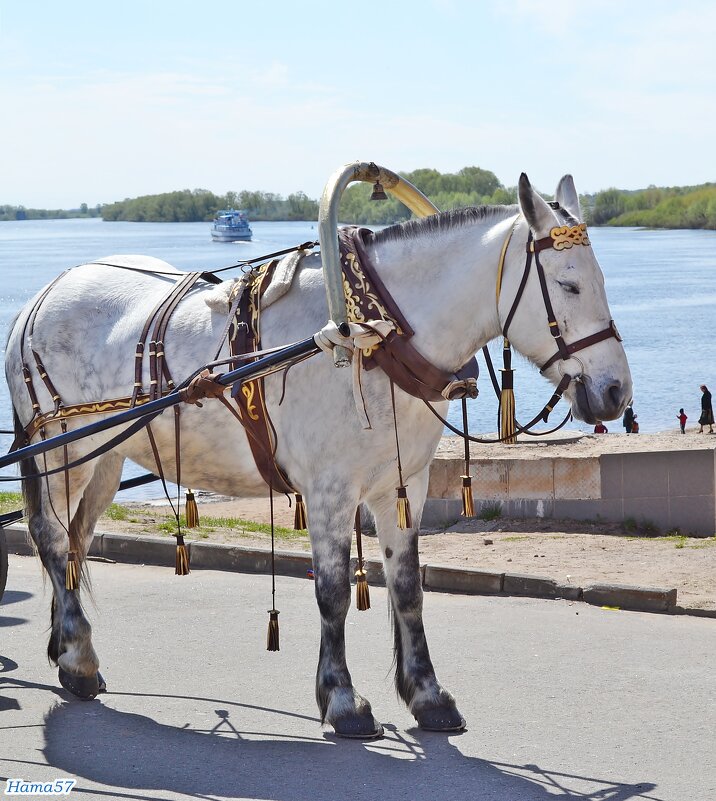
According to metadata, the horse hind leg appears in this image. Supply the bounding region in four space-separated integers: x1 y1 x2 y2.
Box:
59 451 124 695
21 442 123 699
367 468 466 732
308 492 383 739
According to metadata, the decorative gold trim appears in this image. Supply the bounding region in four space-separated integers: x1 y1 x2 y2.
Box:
342 252 401 357
24 393 156 441
241 381 260 421
495 217 520 306
549 223 590 250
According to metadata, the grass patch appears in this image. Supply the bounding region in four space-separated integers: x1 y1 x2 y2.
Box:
0 491 23 515
104 503 130 521
692 536 716 548
479 502 502 521
622 517 661 537
624 533 716 549
503 535 529 542
155 514 306 540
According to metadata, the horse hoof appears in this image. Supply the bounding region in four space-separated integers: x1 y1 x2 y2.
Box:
97 671 107 693
58 667 99 700
415 705 466 732
333 714 384 740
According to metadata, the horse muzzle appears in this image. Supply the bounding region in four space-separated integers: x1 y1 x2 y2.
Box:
571 375 631 424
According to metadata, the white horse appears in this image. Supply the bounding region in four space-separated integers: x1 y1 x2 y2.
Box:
5 174 631 737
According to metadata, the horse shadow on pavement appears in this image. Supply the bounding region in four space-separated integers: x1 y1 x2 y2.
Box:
0 591 33 628
2 682 657 801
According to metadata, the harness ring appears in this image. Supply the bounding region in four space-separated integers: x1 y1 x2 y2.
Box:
557 355 585 379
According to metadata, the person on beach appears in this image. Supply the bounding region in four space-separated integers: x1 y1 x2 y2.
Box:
698 385 714 433
677 408 688 434
594 421 608 433
631 415 639 433
623 404 635 433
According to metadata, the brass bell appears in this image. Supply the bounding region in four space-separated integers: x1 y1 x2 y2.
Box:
370 180 388 201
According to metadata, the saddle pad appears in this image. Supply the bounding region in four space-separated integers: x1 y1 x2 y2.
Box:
204 249 306 314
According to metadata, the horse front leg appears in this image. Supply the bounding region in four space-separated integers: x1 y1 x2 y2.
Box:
367 466 466 731
307 491 383 739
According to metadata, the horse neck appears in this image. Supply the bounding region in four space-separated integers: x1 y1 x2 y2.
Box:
367 209 519 372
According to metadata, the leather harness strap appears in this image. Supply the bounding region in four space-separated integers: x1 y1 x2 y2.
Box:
229 260 296 496
339 227 478 402
131 272 205 405
500 217 621 376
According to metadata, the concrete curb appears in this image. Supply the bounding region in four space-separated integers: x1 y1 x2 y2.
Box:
2 524 701 617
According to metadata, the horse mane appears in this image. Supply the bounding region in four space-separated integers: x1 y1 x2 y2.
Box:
372 204 519 245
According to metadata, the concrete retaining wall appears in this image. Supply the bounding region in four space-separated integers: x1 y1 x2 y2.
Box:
424 447 716 536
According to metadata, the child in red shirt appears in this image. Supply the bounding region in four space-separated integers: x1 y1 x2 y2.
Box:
677 408 687 434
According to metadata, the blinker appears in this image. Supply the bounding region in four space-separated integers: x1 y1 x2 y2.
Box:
370 180 388 201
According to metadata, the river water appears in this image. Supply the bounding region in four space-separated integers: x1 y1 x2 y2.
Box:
1 218 714 498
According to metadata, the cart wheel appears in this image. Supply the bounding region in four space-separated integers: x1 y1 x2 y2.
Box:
0 527 8 603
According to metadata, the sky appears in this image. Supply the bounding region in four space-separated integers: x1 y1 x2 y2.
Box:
1 0 714 208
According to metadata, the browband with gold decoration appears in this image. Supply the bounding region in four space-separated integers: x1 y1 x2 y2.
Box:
532 223 590 253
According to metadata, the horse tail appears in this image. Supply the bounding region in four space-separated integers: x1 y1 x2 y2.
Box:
13 402 88 580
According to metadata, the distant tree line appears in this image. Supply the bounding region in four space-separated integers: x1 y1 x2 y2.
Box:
101 189 320 222
6 173 716 229
583 183 716 229
0 203 101 221
96 167 516 225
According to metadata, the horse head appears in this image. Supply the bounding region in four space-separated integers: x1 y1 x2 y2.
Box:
500 173 632 424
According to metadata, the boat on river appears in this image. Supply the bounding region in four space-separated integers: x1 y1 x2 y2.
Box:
211 209 252 242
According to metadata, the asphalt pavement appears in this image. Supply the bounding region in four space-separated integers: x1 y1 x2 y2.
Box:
1 554 714 801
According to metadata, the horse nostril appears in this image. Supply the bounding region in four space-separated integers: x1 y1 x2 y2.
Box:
607 381 623 409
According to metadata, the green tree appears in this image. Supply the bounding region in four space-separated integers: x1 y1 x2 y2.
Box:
592 189 627 224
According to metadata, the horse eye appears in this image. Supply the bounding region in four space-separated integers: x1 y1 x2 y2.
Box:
558 281 580 295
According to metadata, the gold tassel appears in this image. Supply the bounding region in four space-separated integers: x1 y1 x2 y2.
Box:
459 399 475 516
355 568 371 611
185 489 199 528
293 493 307 530
175 534 190 575
461 475 475 517
396 486 412 530
354 507 370 611
500 387 517 443
500 339 517 444
266 609 280 651
65 550 79 591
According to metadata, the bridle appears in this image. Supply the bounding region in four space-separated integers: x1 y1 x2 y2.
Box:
424 205 624 445
497 206 622 406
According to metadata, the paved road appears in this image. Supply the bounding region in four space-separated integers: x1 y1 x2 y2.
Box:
1 554 714 801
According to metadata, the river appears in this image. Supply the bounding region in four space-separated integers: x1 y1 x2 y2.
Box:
1 218 714 497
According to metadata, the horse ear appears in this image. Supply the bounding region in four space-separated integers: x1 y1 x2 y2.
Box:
518 173 555 236
555 174 582 221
